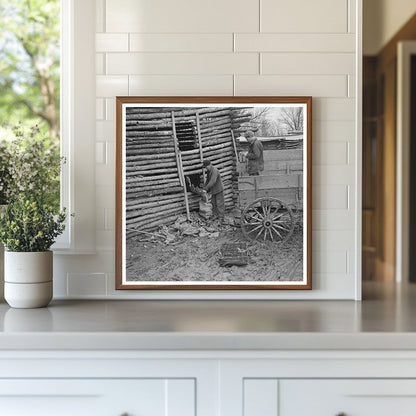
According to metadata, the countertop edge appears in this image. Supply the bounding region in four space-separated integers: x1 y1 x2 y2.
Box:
1 332 416 351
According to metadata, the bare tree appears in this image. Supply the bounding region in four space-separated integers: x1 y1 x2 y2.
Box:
279 108 303 132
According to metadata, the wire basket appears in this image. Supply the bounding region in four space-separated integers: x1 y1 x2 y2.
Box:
218 242 249 267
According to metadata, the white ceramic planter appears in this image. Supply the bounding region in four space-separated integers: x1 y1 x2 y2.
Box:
4 251 53 308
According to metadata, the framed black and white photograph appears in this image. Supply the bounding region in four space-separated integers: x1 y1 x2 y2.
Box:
116 97 311 290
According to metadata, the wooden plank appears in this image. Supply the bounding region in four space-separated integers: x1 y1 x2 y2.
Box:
238 174 303 191
172 111 190 220
263 149 303 161
238 189 302 208
230 130 239 161
263 160 303 173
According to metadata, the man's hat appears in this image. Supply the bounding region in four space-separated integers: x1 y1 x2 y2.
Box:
202 159 211 167
245 130 254 138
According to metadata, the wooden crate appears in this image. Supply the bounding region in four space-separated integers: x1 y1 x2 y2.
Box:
218 243 249 267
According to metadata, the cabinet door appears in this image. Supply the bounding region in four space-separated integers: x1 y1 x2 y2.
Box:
0 379 195 416
281 380 416 416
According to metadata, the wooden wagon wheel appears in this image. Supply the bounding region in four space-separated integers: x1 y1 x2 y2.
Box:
241 197 295 243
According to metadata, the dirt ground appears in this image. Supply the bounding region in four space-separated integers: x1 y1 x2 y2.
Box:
126 217 303 283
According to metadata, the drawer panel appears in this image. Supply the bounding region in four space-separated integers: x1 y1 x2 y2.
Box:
0 379 195 416
280 380 416 416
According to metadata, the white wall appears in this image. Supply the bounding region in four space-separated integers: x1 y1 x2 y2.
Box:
54 0 360 300
364 0 416 55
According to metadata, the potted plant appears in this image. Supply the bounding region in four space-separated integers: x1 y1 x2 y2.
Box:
0 124 65 308
0 197 66 308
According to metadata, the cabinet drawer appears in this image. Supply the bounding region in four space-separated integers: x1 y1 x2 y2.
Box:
0 379 195 416
280 380 416 416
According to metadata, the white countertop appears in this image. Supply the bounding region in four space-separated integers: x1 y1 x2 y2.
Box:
1 282 416 350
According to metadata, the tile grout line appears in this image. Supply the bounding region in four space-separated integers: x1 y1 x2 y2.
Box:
346 251 349 274
346 74 349 97
259 0 262 32
347 0 351 33
347 141 350 165
233 74 236 96
259 53 262 75
347 185 350 210
103 0 106 33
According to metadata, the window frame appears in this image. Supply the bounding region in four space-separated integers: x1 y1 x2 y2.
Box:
53 0 95 253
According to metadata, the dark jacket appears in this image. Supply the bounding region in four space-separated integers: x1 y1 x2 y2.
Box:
247 139 264 174
204 166 223 195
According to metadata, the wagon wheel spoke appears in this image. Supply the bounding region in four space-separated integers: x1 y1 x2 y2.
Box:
271 211 285 221
246 219 263 225
246 223 264 234
256 206 265 221
273 216 293 232
251 211 264 222
271 226 283 240
274 223 291 232
254 227 265 241
243 211 263 226
274 212 292 225
265 199 273 216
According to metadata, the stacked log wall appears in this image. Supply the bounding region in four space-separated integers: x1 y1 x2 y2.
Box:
125 107 238 231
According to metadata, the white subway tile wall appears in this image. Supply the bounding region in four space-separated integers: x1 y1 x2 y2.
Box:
261 53 355 75
61 0 359 299
128 75 234 96
105 0 260 33
96 98 104 120
235 75 348 97
348 75 357 98
235 34 356 53
261 0 348 33
95 53 105 75
96 33 129 52
106 53 260 75
67 273 107 296
129 34 234 52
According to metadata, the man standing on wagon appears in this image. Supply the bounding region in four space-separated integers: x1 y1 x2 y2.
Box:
245 130 264 176
202 159 225 221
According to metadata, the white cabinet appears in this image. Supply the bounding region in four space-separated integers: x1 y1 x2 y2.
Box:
281 380 416 416
0 379 195 416
1 350 416 415
0 353 217 416
219 353 416 415
240 379 416 416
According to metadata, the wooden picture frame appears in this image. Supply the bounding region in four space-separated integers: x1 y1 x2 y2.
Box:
116 97 312 290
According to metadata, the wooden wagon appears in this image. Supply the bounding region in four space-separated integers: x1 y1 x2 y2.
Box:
237 147 303 243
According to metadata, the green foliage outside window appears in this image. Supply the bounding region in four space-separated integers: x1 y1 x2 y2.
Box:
0 124 62 210
0 0 61 209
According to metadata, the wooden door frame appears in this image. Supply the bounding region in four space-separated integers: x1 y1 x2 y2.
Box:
396 41 416 282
